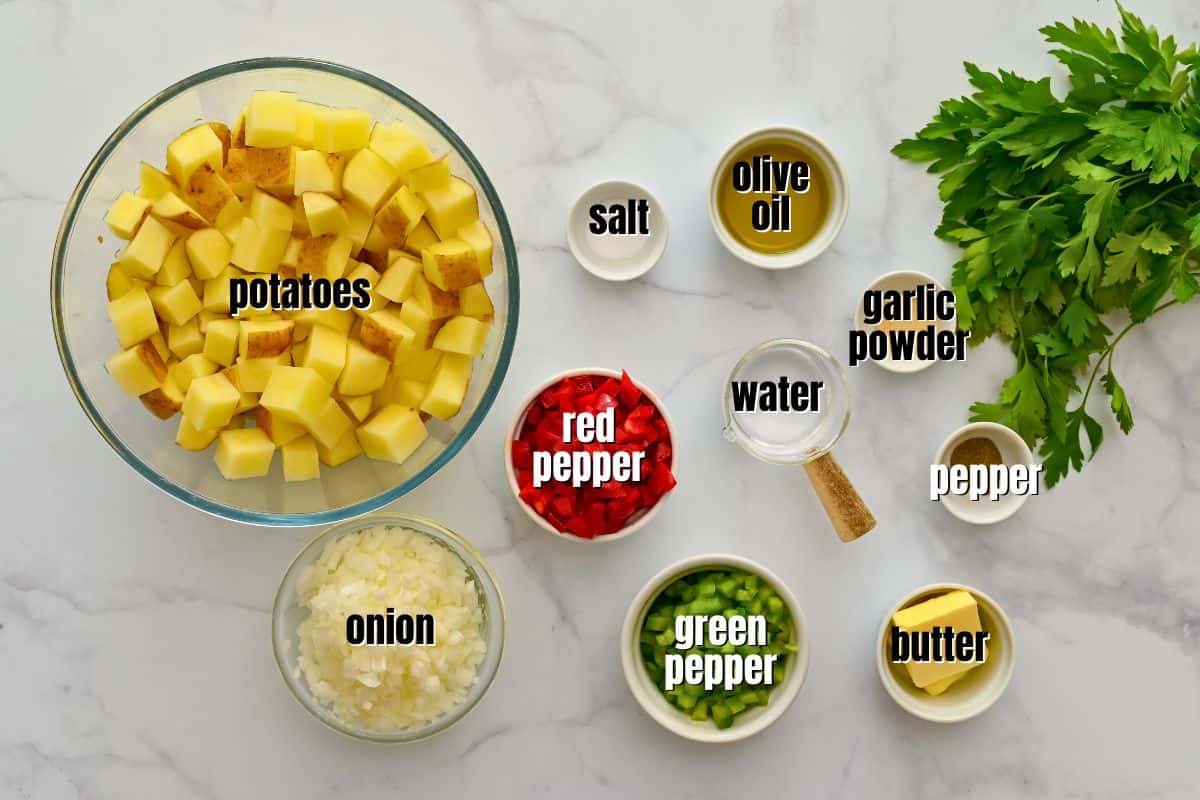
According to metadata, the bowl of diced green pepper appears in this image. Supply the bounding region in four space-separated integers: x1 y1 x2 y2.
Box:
620 554 809 742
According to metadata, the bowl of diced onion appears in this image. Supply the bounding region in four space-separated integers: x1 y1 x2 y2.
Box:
272 512 506 742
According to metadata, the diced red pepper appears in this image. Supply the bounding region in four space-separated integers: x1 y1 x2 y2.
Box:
555 385 576 412
512 440 533 469
516 469 534 489
572 376 595 395
519 485 549 514
648 462 677 496
618 370 642 407
525 405 545 425
598 378 620 397
594 393 618 413
539 386 559 409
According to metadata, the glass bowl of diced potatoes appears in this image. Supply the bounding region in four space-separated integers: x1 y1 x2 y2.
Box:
51 58 519 525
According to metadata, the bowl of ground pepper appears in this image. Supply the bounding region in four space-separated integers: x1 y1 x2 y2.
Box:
934 422 1035 525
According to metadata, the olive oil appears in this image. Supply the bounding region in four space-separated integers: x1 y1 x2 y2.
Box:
717 138 831 254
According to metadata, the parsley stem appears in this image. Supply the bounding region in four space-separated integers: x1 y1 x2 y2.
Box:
1077 299 1179 411
1129 183 1187 213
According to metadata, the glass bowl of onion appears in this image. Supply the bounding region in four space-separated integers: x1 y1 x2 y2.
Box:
271 512 506 742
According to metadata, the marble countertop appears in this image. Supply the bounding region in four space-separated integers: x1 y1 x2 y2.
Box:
3 0 1199 797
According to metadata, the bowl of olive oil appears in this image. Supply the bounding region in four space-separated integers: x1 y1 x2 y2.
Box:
708 127 848 269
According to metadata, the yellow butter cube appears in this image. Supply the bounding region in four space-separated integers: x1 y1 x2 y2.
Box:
406 155 451 194
255 406 306 447
892 590 986 689
420 353 471 420
311 107 372 153
140 376 185 420
316 429 362 467
422 238 481 291
239 319 294 358
360 309 415 361
339 394 373 422
342 148 399 211
105 192 151 239
458 219 494 278
148 280 202 327
166 124 224 185
231 217 290 273
107 286 159 348
393 348 442 381
368 122 433 173
186 228 231 280
377 253 421 302
302 192 349 236
167 317 206 358
214 427 276 479
419 176 478 239
182 372 241 430
260 366 332 425
156 240 192 287
138 162 177 202
105 340 167 397
357 404 428 463
432 315 489 358
459 282 494 320
244 91 298 148
281 435 320 481
338 339 390 396
168 353 218 392
299 324 348 384
119 216 177 279
203 319 240 367
307 397 353 449
176 415 220 451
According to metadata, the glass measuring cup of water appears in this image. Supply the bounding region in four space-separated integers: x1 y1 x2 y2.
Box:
722 339 875 542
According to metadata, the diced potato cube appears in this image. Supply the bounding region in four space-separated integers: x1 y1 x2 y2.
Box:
302 192 349 236
402 219 439 255
119 216 176 279
169 353 218 392
238 319 294 358
397 301 437 350
293 102 320 149
393 348 442 381
106 340 167 396
255 406 306 446
316 429 362 467
393 378 427 407
214 428 276 479
420 176 478 239
260 366 332 425
344 261 384 317
339 394 373 422
206 122 232 162
357 404 428 463
186 228 232 280
432 315 489 358
420 353 471 420
233 355 285 393
156 240 192 287
373 185 427 247
182 372 241 430
360 309 415 361
376 253 421 302
224 147 294 198
106 263 143 300
249 189 293 232
296 233 353 279
107 286 159 348
203 318 240 366
422 238 481 291
244 91 298 148
166 124 224 185
294 149 340 195
342 148 399 211
202 267 241 312
138 162 178 202
140 376 184 420
176 416 220 451
147 331 170 361
459 282 494 320
409 273 460 319
311 107 372 153
368 122 433 172
307 397 353 449
182 164 237 222
344 203 372 253
105 192 151 239
281 435 320 481
167 319 206 359
148 280 203 326
299 324 348 384
338 338 390 396
406 155 451 193
152 192 209 230
458 219 494 278
230 217 290 273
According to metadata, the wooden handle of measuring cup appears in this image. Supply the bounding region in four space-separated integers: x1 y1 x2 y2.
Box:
802 453 876 542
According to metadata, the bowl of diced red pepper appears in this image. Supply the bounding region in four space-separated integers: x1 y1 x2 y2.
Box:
505 369 678 541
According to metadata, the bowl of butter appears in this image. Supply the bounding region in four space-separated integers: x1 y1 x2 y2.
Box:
876 583 1015 723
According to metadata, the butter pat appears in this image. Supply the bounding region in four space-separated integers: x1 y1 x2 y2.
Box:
892 590 985 690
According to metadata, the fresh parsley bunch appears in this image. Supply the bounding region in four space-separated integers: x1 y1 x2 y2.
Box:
894 5 1200 486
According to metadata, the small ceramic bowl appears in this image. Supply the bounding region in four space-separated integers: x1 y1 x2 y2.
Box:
877 582 1015 723
621 554 809 742
503 368 677 543
853 270 951 374
934 422 1036 525
707 126 848 269
567 180 668 281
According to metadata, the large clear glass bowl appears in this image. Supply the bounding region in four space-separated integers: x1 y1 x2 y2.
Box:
272 513 506 742
51 58 519 526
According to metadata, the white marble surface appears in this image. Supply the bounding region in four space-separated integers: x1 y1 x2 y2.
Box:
3 0 1199 797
